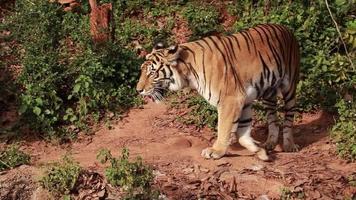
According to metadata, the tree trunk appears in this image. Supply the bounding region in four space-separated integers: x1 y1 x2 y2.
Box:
89 0 113 44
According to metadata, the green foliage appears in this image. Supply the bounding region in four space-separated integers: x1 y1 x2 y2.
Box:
97 148 158 200
331 99 356 161
115 18 172 50
182 3 221 39
347 173 356 187
169 92 218 130
0 145 30 171
184 95 218 129
4 1 142 137
280 187 305 200
40 156 81 196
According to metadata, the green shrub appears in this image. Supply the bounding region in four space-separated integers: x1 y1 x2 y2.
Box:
182 3 221 39
97 148 159 200
0 145 30 171
4 1 142 138
40 156 81 196
115 19 172 50
184 95 218 129
331 99 356 161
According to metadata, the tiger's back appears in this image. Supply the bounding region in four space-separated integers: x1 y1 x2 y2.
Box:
178 24 300 106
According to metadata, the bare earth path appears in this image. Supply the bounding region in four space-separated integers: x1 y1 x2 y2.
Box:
3 101 356 199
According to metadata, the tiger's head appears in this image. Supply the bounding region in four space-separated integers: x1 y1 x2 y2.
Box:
136 43 186 102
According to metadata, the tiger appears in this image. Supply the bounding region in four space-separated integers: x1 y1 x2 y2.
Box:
136 24 300 161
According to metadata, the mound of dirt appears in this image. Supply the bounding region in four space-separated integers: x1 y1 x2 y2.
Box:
0 165 39 200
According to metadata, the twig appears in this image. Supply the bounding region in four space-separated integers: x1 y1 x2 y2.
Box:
325 0 354 70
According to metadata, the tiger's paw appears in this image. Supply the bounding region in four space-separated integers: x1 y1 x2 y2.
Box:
256 148 270 161
201 147 226 159
283 141 299 152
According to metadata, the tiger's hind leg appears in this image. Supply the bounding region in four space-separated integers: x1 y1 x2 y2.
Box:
262 90 280 151
281 82 299 152
236 104 269 161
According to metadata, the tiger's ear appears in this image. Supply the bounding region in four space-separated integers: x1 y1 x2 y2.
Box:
166 44 181 66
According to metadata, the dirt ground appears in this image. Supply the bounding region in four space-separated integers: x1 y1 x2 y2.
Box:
1 100 355 200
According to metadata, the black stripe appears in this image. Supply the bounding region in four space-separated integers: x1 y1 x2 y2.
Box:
201 38 213 52
226 36 238 61
206 36 229 86
233 118 239 124
239 118 252 124
195 41 207 91
230 35 241 50
259 72 265 90
285 106 297 112
217 90 222 105
253 27 265 44
243 104 251 109
208 78 212 101
161 68 166 77
266 24 284 55
260 26 283 76
255 83 261 98
272 24 288 46
284 89 296 104
238 124 250 128
240 31 251 53
246 30 257 54
263 100 276 107
180 46 196 64
271 72 276 86
167 66 173 76
178 59 200 83
221 37 238 89
259 52 271 81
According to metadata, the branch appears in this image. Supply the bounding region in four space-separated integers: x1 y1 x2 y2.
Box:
325 0 354 70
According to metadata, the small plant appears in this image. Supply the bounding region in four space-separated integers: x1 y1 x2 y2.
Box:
280 186 305 200
280 187 293 200
170 93 218 130
97 148 159 200
0 145 30 171
40 155 82 197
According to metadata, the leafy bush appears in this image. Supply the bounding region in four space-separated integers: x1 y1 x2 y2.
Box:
331 99 356 161
40 156 81 196
4 1 142 138
182 3 221 39
0 145 30 171
97 148 159 200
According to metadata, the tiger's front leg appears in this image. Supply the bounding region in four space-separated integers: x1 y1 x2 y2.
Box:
201 97 241 159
